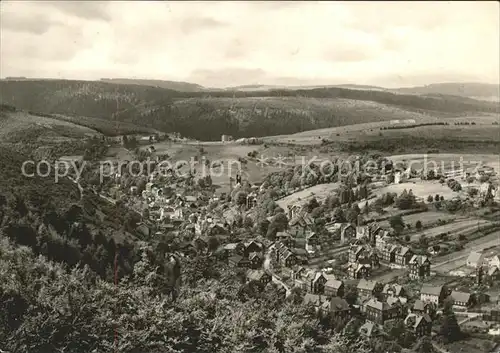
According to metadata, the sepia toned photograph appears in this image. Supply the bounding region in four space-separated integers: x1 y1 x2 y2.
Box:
0 1 499 352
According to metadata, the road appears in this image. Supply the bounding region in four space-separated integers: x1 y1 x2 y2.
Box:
67 175 84 200
409 219 492 242
264 252 291 297
432 231 500 274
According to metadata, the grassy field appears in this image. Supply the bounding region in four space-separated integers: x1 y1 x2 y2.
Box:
409 219 491 242
0 110 101 143
378 210 458 228
276 183 341 210
368 180 459 204
264 115 499 146
388 153 500 175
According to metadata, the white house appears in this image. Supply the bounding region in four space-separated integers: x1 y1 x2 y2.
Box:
466 251 485 268
487 255 500 269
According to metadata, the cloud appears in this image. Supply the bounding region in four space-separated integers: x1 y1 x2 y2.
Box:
43 1 111 21
178 17 227 34
0 13 60 35
188 68 269 87
0 1 498 87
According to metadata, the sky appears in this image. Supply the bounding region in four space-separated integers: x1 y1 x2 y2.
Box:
1 1 499 88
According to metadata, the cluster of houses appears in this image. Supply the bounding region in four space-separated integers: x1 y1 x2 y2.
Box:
342 223 432 281
466 250 500 284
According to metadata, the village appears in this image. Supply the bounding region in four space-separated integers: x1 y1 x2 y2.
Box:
64 131 500 353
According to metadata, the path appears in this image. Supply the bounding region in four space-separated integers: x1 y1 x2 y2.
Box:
432 230 500 274
264 252 291 297
67 175 84 200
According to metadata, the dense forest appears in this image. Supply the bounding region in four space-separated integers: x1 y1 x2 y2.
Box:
0 80 498 140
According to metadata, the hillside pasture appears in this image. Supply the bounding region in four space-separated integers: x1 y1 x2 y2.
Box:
408 218 491 242
388 153 500 175
0 110 100 143
368 180 459 204
265 115 499 151
276 183 341 210
378 210 458 229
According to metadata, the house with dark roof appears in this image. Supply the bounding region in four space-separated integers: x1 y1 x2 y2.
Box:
409 255 431 280
359 248 380 268
395 246 413 266
328 297 351 320
357 279 382 299
249 252 263 269
405 313 432 336
381 244 396 263
411 300 437 317
246 269 272 286
381 284 405 301
450 291 475 308
324 279 345 298
281 250 297 267
420 285 447 305
293 270 327 294
228 255 250 268
276 231 295 248
348 263 371 279
359 321 382 338
303 293 328 310
340 224 356 243
349 245 366 263
364 299 403 325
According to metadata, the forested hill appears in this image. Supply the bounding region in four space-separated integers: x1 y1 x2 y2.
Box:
0 79 498 141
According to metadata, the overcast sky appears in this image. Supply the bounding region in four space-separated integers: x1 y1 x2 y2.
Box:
1 1 499 88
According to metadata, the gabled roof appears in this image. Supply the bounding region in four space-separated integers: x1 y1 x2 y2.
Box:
357 279 378 291
325 279 344 290
451 291 471 303
303 293 324 306
359 322 377 337
412 299 436 312
246 269 269 281
398 246 412 256
410 255 430 266
382 284 404 296
405 313 432 329
420 285 444 296
249 252 263 261
365 298 390 311
488 266 499 276
467 251 484 265
228 254 244 263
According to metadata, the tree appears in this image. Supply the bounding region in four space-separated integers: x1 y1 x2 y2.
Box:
440 303 462 343
415 336 433 353
307 197 320 212
332 207 346 222
235 191 248 206
434 194 440 202
415 220 423 231
419 235 429 248
395 189 416 210
389 215 405 234
427 195 434 203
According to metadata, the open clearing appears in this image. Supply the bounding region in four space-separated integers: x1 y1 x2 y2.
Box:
408 219 491 242
368 180 459 204
388 153 500 174
378 211 458 228
264 115 499 146
0 111 101 142
276 183 340 210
